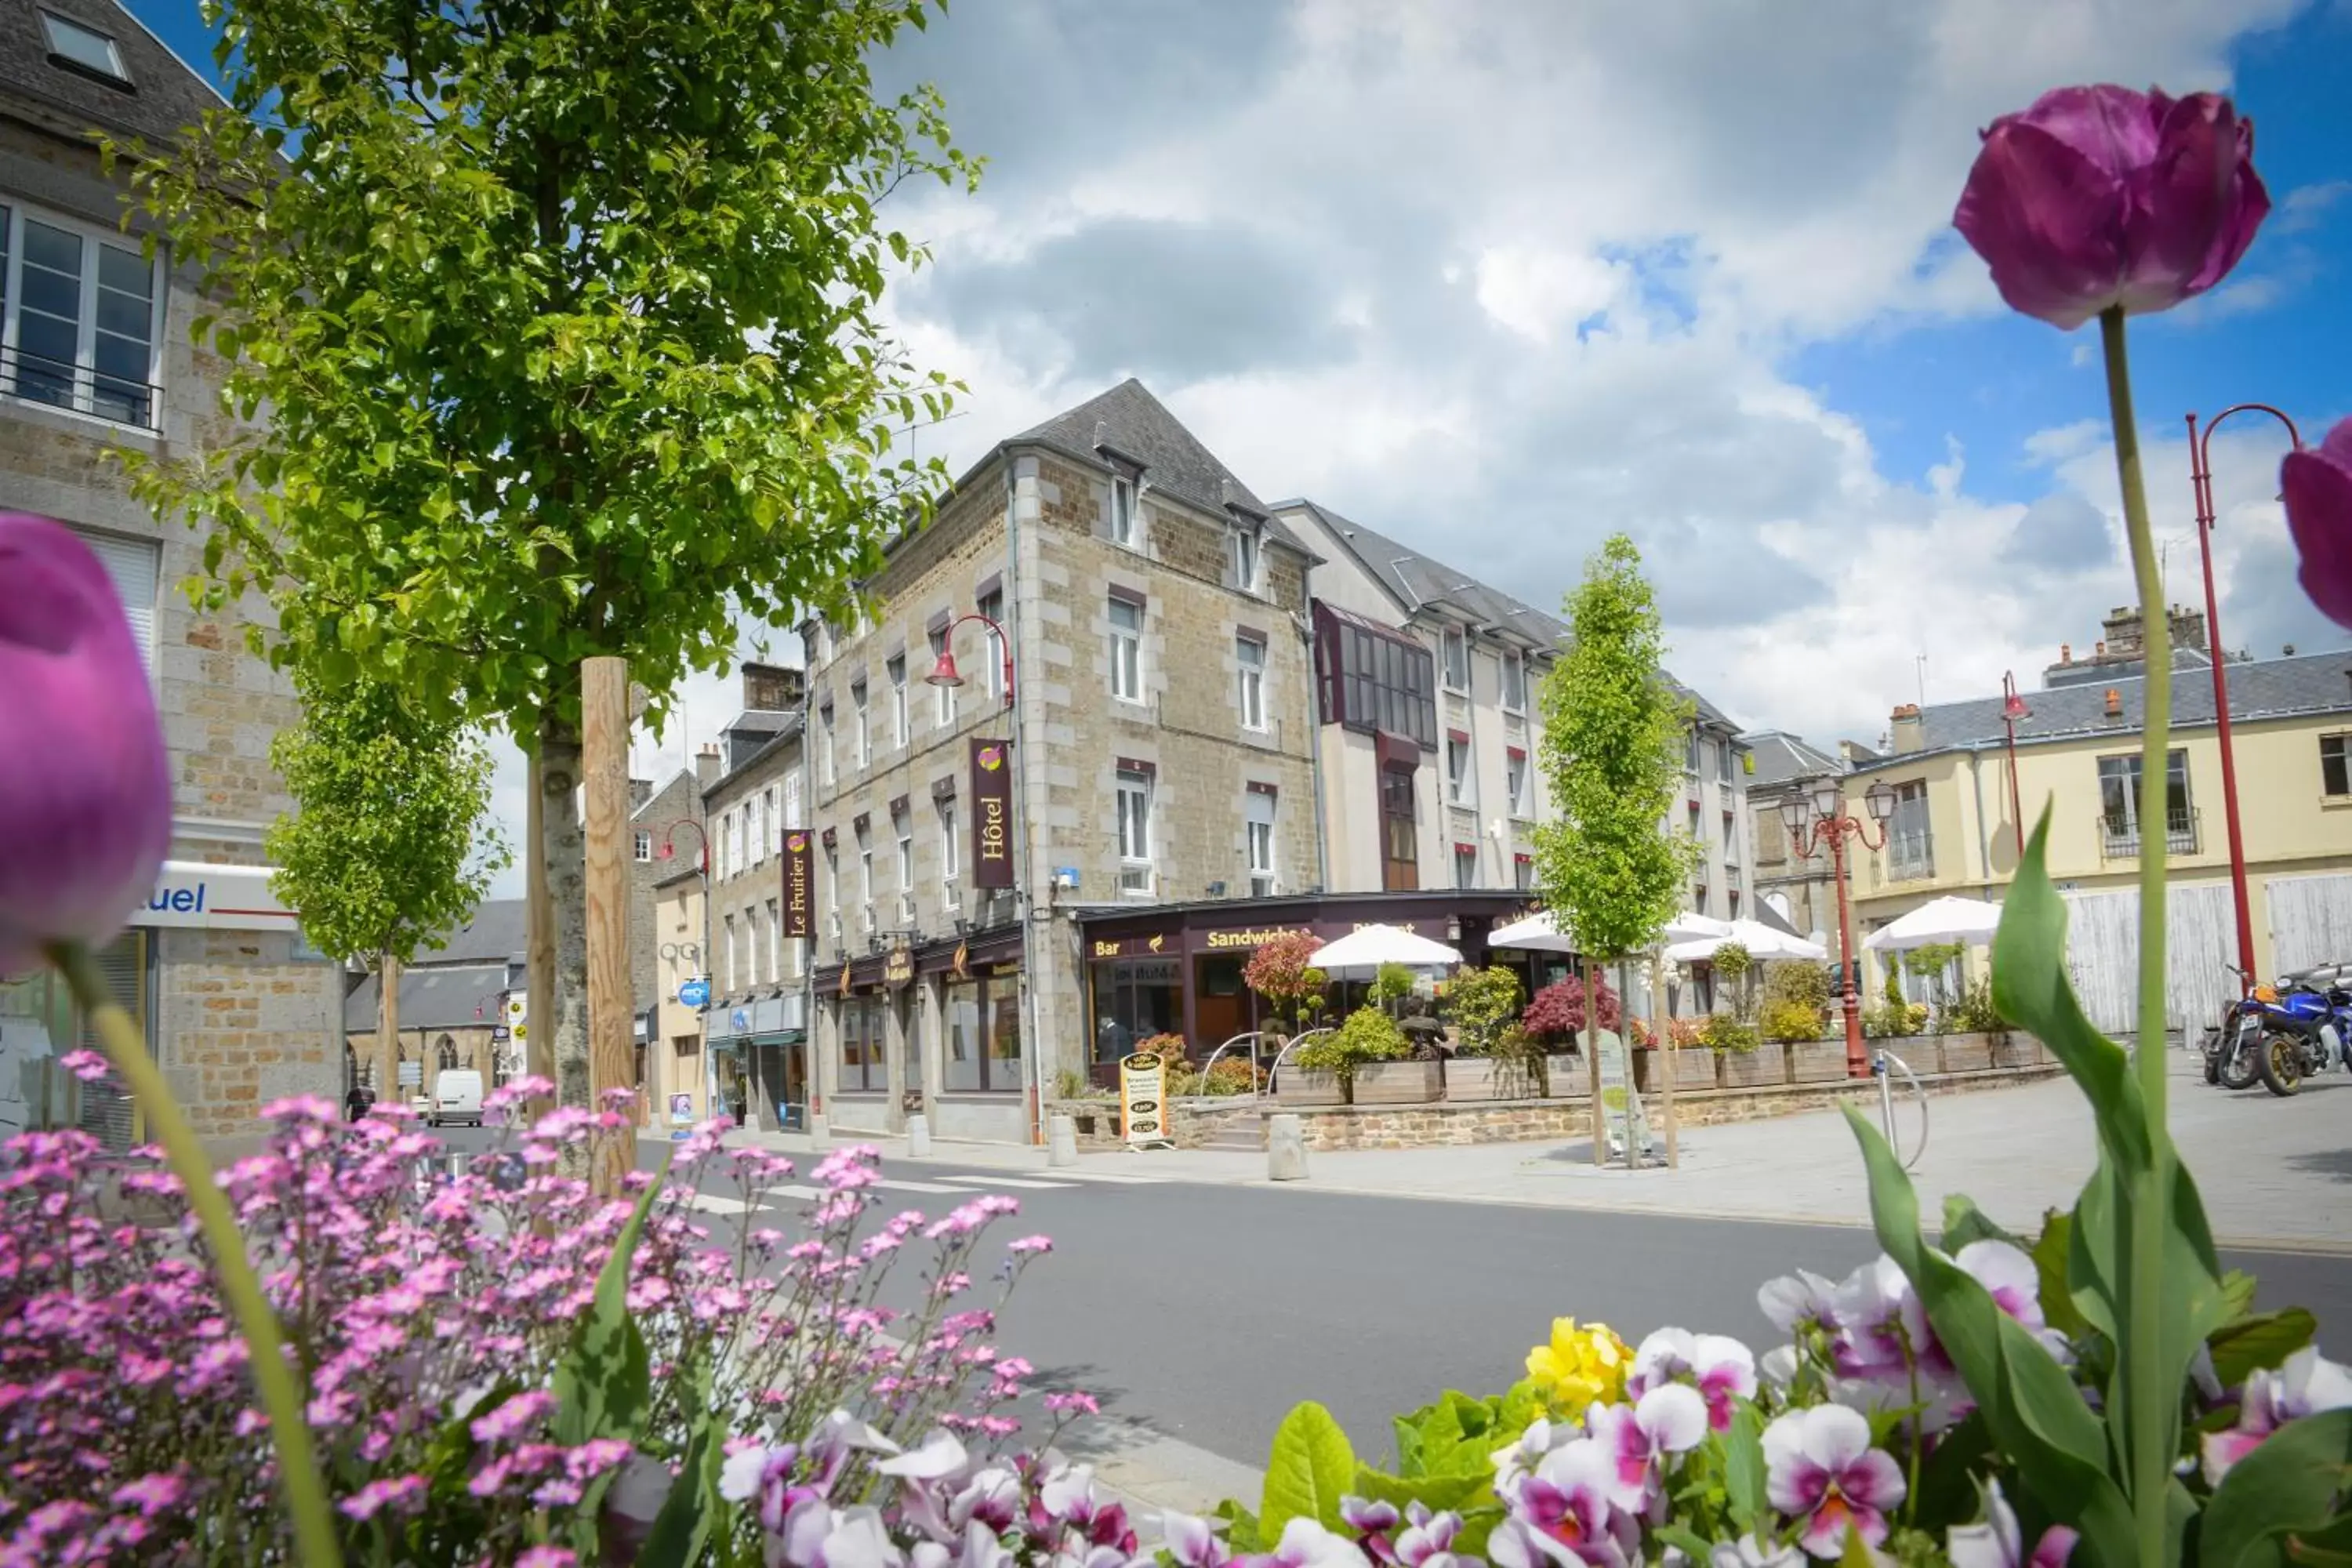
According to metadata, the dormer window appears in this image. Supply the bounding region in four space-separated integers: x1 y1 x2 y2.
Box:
1110 476 1138 547
1231 526 1261 594
42 12 130 85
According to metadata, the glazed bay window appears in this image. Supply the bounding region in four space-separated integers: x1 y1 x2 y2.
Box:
2097 750 2195 858
1116 768 1153 896
2323 734 2350 797
1501 650 1527 713
1446 731 1475 806
2 202 162 429
1442 626 1470 693
945 975 1022 1091
1246 786 1276 898
1236 635 1267 731
1322 608 1438 748
1108 597 1144 702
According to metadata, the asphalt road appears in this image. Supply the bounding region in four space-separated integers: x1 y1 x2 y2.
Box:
427 1125 2352 1474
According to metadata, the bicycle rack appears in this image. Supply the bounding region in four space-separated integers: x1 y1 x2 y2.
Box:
1189 1031 1270 1102
1872 1049 1930 1172
1266 1029 1336 1098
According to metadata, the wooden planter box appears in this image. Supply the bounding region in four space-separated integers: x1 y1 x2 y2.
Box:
1443 1057 1504 1101
1875 1040 1940 1079
1353 1059 1444 1105
1659 1047 1721 1090
1790 1040 1850 1083
1988 1032 2035 1069
1541 1053 1588 1099
1274 1069 1345 1106
1721 1044 1791 1089
1939 1033 1995 1073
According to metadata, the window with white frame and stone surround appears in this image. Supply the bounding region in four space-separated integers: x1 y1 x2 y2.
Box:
1108 597 1143 703
1116 769 1152 895
1 199 164 430
1236 634 1266 731
1246 787 1276 897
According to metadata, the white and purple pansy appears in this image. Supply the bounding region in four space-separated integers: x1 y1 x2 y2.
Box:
1628 1327 1758 1432
1760 1404 1907 1560
2201 1345 2352 1485
1945 1479 2076 1568
1586 1384 1708 1512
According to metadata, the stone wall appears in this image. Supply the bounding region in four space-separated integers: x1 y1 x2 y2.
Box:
159 929 343 1149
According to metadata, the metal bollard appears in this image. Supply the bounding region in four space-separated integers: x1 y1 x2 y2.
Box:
1267 1114 1307 1181
445 1151 470 1181
1047 1115 1079 1167
906 1113 933 1158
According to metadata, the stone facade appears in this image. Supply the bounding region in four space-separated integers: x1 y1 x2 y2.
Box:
627 769 702 1009
805 382 1318 1142
1 51 340 1151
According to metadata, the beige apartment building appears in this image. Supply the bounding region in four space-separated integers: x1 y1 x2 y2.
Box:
699 665 808 1131
1840 644 2352 1034
0 0 341 1151
647 866 707 1133
802 379 1319 1142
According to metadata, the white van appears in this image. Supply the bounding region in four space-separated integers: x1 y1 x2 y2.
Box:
430 1070 485 1128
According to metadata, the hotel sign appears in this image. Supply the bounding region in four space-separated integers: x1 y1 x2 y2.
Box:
971 739 1014 889
780 829 813 938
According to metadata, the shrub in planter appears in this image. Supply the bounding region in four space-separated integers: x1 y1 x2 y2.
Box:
1522 972 1620 1048
1243 930 1330 1034
1445 964 1525 1058
1759 998 1826 1044
1297 1005 1412 1103
1697 1012 1760 1053
1762 957 1831 1013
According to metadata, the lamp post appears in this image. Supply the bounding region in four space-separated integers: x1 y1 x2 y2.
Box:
2186 405 2302 995
925 606 1038 1140
1781 776 1896 1078
2000 672 2030 861
657 817 714 1123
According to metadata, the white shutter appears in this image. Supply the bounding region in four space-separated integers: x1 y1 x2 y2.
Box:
72 527 160 677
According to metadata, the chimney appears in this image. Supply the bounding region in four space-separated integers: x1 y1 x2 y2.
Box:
2103 688 2124 719
2170 606 2207 652
2100 605 2143 657
628 776 653 812
1889 703 1924 754
742 662 806 714
2094 641 2107 657
695 743 721 789
2060 643 2071 666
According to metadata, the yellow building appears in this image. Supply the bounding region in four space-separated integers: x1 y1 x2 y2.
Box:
1832 649 2352 1034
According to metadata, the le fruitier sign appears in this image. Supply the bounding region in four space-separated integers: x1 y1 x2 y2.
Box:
781 828 812 938
971 737 1014 889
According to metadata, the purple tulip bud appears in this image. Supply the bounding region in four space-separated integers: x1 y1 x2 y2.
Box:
0 514 172 977
1954 85 2269 329
2284 420 2352 630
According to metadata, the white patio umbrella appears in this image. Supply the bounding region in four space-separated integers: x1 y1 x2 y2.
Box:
1306 924 1463 976
1862 895 2005 953
1487 910 1580 953
1663 919 1827 964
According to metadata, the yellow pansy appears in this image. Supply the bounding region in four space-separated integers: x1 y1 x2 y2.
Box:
1525 1316 1631 1412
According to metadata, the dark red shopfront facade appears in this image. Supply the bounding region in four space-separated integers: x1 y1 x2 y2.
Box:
1076 889 1537 1073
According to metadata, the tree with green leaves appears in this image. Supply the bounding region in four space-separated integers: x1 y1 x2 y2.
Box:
266 674 506 1089
1531 534 1697 1160
118 0 975 1107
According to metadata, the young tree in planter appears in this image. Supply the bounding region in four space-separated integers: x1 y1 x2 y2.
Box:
266 673 506 1100
1530 535 1697 1165
118 0 974 1109
1243 930 1330 1039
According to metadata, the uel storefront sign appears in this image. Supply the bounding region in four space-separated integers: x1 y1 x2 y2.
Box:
137 862 299 932
971 738 1014 889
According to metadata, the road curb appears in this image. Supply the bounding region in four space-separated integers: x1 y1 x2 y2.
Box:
1067 1417 1264 1522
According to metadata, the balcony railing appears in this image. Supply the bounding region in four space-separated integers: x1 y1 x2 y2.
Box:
3 344 162 431
2099 805 2201 861
1886 830 1935 883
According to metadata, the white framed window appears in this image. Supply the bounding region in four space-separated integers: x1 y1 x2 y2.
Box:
67 525 158 677
1109 597 1143 702
1686 728 1702 775
633 829 652 863
894 805 913 921
1501 651 1526 713
1514 855 1534 891
746 903 764 985
976 587 1007 701
824 844 840 941
1236 635 1267 731
784 771 803 826
1 200 163 429
857 830 874 934
40 12 130 82
1442 626 1470 693
931 625 956 726
1246 789 1276 898
1718 735 1736 779
1232 528 1261 594
723 913 739 993
1110 477 1138 547
1116 769 1153 895
887 655 909 747
768 787 782 855
749 792 766 866
1506 750 1531 818
1453 843 1477 890
851 682 870 768
1446 735 1475 806
938 796 961 897
732 808 748 876
820 707 837 786
714 809 732 880
767 897 781 984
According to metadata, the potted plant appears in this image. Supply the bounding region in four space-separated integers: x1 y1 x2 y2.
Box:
1522 971 1617 1096
1244 930 1330 1058
1291 1004 1428 1105
1939 978 2009 1072
1439 964 1526 1100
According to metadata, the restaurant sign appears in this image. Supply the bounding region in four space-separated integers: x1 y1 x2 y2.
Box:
1119 1051 1173 1147
884 946 915 989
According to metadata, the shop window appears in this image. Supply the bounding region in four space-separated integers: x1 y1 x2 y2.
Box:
945 973 1022 1092
838 995 886 1093
1090 956 1181 1063
1381 766 1418 891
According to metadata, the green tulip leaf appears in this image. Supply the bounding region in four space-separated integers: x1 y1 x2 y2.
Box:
1940 1194 2024 1252
2209 1308 2318 1389
1845 1107 2135 1563
1722 1400 1769 1533
2027 1210 2090 1342
2198 1410 2352 1568
1262 1402 1357 1538
1351 1465 1492 1517
553 1157 666 1450
1211 1498 1262 1554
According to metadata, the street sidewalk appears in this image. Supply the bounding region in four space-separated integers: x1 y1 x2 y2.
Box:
670 1053 2350 1253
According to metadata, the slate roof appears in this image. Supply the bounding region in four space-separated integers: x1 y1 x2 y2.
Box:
1014 379 1301 551
1742 731 1842 789
411 899 528 967
0 0 226 147
1276 497 1741 735
343 964 510 1033
1889 652 2352 759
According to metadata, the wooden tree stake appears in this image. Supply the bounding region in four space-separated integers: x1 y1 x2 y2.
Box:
583 657 633 1196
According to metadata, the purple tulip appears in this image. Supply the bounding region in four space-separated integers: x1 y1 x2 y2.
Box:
2284 419 2352 630
0 514 172 978
1954 85 2269 329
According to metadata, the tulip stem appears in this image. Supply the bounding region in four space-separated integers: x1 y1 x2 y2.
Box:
45 938 344 1568
2099 303 2173 1568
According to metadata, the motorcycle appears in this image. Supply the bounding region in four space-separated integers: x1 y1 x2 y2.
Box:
2200 964 2265 1091
2252 961 2352 1097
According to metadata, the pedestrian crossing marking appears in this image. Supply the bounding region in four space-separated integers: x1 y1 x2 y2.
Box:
1016 1167 1171 1185
871 1177 971 1194
759 1183 822 1203
682 1192 752 1214
931 1174 1078 1190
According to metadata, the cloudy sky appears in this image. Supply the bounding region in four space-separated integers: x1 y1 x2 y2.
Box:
128 0 2352 893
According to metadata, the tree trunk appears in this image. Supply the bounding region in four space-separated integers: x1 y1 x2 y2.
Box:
1583 954 1604 1167
1652 953 1676 1168
1617 957 1641 1165
526 746 556 1115
538 708 590 1113
376 951 399 1112
583 656 633 1195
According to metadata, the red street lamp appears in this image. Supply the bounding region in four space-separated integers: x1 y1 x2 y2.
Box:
2185 405 2303 994
2000 672 2031 861
1781 776 1896 1078
924 611 1015 709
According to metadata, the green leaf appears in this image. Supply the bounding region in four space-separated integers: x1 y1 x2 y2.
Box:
1940 1193 2023 1251
1838 1522 1881 1568
2198 1410 2352 1568
1654 1523 1718 1565
552 1157 668 1451
2028 1210 2091 1342
1351 1465 1491 1518
1844 1106 2136 1563
635 1413 721 1568
1392 1412 1425 1479
2209 1309 2318 1389
1722 1400 1768 1532
1261 1402 1357 1540
1211 1497 1261 1554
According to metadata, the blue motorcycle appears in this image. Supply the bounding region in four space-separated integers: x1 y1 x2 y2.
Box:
2252 961 2352 1098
